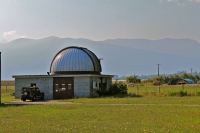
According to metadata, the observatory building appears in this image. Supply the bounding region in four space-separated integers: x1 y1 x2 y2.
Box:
13 46 113 99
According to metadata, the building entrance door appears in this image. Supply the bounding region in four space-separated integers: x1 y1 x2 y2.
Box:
53 77 74 99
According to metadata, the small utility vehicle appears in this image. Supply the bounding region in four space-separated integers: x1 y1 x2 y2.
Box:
21 87 45 101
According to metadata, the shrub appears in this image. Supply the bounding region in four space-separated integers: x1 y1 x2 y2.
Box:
97 81 128 96
167 90 187 97
196 91 200 96
127 92 142 97
109 81 128 95
126 75 141 83
152 80 161 86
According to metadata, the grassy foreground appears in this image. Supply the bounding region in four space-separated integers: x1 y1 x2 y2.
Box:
1 97 200 132
1 86 200 132
1 86 15 103
1 102 200 132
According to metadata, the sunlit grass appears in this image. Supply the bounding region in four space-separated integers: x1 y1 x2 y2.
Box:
1 103 200 132
128 84 200 96
68 96 200 105
1 86 15 103
1 85 200 132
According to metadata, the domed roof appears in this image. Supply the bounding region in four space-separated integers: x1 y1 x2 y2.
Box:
50 46 102 74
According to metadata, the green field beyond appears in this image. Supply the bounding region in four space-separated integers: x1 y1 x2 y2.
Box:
1 86 200 132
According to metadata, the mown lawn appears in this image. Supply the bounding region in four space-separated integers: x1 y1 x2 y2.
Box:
1 86 200 132
68 96 200 105
1 86 15 103
1 97 200 132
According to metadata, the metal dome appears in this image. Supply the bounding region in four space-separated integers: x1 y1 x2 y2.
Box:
50 46 102 74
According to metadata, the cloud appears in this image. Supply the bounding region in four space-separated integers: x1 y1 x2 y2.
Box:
160 0 178 2
188 0 200 2
168 0 179 2
3 31 26 42
159 0 186 7
159 0 180 4
160 0 200 7
177 3 186 7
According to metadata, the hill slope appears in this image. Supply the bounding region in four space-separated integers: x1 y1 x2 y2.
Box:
0 37 200 79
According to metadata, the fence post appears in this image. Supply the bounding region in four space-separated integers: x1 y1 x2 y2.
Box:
158 85 160 95
182 84 184 90
137 85 139 95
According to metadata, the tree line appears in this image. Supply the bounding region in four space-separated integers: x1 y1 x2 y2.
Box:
126 73 200 85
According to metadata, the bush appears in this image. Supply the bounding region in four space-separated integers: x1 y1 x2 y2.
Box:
109 81 127 95
152 80 161 86
167 90 187 97
196 91 200 96
97 81 128 96
126 75 141 83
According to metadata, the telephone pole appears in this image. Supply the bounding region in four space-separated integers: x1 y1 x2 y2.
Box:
157 63 161 94
157 64 161 76
0 52 1 104
190 68 193 74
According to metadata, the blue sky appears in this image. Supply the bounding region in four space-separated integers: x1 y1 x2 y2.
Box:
0 0 200 42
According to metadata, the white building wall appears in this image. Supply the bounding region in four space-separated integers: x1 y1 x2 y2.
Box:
74 77 90 98
15 77 53 99
14 75 112 99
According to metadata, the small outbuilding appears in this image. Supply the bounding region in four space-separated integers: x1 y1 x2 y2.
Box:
13 46 113 99
168 78 197 85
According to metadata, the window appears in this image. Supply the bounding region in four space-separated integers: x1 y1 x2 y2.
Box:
93 82 97 88
68 84 72 90
22 88 30 92
61 84 66 90
31 83 36 87
55 84 59 92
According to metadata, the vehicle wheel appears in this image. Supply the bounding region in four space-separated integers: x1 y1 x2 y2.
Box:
22 98 26 101
32 96 36 101
41 96 44 100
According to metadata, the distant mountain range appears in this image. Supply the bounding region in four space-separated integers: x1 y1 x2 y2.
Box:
0 37 200 80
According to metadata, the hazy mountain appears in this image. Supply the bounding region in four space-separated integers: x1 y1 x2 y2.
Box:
102 38 200 59
0 37 200 80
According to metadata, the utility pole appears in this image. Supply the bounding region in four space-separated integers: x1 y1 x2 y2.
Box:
0 52 1 104
157 64 161 76
157 64 161 94
190 68 193 74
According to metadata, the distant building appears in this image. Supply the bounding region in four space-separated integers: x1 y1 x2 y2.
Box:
13 46 113 99
168 78 197 85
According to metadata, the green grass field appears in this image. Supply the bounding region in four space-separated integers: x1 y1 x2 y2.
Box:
128 84 200 96
1 85 200 132
1 86 15 103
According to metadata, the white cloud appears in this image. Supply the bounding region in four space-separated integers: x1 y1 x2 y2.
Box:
168 0 179 2
160 0 200 7
159 0 186 7
3 31 26 42
177 3 186 7
188 0 200 2
160 0 178 2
